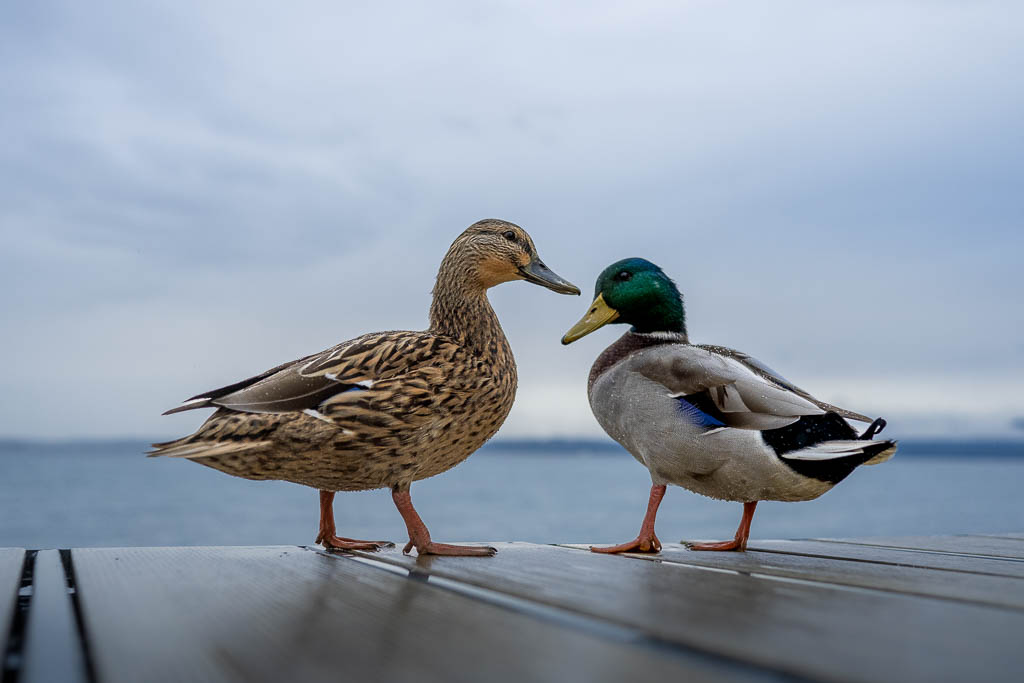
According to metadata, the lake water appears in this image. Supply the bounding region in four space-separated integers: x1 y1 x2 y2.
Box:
1 440 1023 549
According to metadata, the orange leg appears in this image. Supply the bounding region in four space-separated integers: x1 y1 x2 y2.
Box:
316 490 394 551
591 484 667 554
392 488 496 556
686 501 758 551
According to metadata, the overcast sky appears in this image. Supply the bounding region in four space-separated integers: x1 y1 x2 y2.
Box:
2 1 1022 440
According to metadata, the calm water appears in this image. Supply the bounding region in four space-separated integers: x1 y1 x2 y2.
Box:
1 440 1023 549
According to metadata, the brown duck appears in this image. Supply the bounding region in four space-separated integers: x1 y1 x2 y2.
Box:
151 219 580 556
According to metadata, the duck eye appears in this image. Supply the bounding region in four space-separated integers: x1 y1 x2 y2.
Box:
502 230 516 241
616 270 632 281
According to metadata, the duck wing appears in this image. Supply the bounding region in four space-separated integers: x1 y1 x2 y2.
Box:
634 344 830 431
162 331 460 418
696 344 872 423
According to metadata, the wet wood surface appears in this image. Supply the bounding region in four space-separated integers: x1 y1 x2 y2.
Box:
360 542 1023 682
3 536 1024 683
822 534 1024 559
749 538 1024 578
614 543 1024 609
70 546 752 683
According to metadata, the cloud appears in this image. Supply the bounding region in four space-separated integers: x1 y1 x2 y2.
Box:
1 1 1022 438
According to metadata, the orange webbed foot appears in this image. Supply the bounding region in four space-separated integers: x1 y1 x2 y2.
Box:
684 539 745 552
404 541 497 557
316 533 394 552
590 534 662 554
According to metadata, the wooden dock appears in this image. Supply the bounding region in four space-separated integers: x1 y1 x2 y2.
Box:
3 535 1024 682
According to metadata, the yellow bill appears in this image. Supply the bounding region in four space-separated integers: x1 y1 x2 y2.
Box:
561 293 620 345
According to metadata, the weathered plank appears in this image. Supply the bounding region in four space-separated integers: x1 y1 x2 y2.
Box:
21 550 87 683
71 546 761 683
598 543 1024 610
0 548 25 653
821 535 1024 559
353 542 1024 683
750 540 1024 578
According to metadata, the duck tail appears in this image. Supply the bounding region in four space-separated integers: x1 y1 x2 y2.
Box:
147 437 270 459
857 418 897 465
863 439 898 465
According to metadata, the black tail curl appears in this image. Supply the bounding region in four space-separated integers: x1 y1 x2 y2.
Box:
860 418 887 440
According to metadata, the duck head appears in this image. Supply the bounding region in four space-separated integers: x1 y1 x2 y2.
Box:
442 219 580 295
561 258 686 344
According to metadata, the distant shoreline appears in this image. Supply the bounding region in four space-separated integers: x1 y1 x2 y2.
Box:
1 437 1023 458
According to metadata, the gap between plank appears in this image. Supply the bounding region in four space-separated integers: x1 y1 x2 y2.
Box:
748 546 1024 579
57 551 98 683
1 550 35 683
811 539 1024 563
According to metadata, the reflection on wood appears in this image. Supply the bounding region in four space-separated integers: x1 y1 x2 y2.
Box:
3 536 1023 683
358 542 1023 682
616 543 1024 609
71 546 747 683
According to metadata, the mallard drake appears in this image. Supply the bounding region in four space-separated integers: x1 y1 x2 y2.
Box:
561 258 896 553
151 219 580 556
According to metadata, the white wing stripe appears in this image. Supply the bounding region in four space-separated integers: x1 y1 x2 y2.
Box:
784 441 874 460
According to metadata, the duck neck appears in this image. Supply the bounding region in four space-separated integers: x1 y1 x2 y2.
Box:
429 258 510 361
631 329 689 343
628 293 688 340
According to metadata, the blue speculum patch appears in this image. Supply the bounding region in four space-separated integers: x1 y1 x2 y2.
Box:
676 396 726 428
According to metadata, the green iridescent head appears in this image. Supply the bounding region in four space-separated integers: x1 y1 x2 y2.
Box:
562 258 686 343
